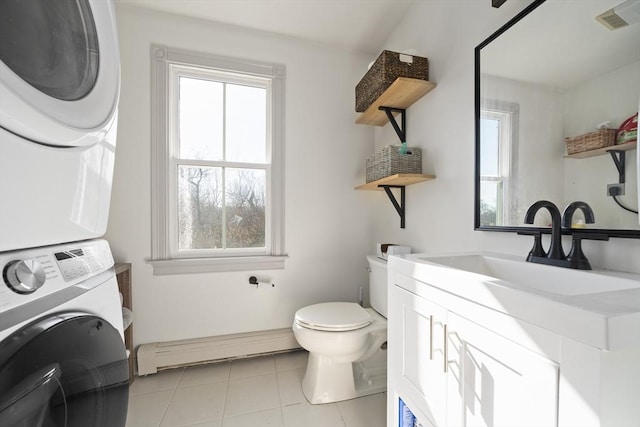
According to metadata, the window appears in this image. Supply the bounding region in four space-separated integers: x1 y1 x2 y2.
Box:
150 46 286 274
479 101 519 226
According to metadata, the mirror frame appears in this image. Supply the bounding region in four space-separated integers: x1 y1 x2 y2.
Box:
474 0 640 239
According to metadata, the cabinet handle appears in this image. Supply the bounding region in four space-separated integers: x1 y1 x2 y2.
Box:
429 315 434 360
443 324 448 373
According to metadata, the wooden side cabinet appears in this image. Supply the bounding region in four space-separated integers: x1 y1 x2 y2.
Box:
115 263 134 383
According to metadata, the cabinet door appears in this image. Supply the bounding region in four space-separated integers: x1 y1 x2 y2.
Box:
393 286 448 427
446 312 559 427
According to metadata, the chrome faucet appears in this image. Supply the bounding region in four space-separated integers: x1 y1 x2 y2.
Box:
523 200 565 263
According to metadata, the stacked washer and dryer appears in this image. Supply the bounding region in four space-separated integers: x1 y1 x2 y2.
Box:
0 1 128 426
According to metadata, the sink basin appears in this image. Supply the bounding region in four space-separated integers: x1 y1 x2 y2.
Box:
418 253 640 296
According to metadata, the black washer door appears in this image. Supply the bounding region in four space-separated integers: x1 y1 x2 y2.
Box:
0 0 99 101
0 313 128 427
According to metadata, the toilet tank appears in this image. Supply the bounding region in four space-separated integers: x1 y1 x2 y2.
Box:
367 255 388 317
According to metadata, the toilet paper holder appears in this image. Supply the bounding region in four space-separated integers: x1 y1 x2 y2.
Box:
249 276 275 287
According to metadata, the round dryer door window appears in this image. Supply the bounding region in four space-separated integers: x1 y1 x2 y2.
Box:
0 0 99 101
0 313 129 426
0 0 120 147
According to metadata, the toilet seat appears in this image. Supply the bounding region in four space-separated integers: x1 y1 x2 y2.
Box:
295 302 372 332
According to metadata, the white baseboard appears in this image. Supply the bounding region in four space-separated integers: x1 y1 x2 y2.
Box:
137 328 300 375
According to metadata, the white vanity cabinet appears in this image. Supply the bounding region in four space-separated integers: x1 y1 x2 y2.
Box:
389 276 559 427
390 284 448 426
387 259 640 427
445 311 559 427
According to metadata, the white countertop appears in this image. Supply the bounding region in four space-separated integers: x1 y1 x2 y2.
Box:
389 253 640 350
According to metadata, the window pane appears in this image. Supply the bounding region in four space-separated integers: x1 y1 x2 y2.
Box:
178 166 223 250
480 181 502 226
225 168 266 248
179 77 223 161
226 84 266 163
480 117 500 176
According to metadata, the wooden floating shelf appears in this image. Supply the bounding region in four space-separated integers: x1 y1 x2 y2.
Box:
564 141 636 159
355 78 436 127
355 173 435 191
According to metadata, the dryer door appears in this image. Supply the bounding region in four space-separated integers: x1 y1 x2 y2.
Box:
0 0 120 147
0 313 128 426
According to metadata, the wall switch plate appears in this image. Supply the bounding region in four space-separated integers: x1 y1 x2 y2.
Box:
607 183 625 196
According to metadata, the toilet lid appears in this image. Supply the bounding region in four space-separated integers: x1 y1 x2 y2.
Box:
295 302 372 332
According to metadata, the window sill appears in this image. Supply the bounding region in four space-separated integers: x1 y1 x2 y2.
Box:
148 255 288 275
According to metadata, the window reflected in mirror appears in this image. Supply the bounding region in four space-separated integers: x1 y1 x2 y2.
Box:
480 101 518 226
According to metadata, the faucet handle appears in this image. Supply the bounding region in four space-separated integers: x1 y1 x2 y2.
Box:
517 230 546 259
565 233 609 270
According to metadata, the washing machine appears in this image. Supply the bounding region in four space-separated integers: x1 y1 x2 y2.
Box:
0 239 129 426
0 0 121 251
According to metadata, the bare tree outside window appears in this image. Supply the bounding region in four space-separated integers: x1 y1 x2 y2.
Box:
178 166 221 250
225 169 265 248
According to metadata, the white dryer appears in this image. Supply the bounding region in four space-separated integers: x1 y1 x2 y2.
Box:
0 239 128 426
0 0 121 251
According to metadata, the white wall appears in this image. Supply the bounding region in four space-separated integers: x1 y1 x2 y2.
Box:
372 0 640 273
107 6 376 348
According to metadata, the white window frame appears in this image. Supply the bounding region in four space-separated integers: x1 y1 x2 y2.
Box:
149 45 286 274
480 100 519 226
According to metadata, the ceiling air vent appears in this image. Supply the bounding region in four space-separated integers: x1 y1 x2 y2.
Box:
596 0 640 30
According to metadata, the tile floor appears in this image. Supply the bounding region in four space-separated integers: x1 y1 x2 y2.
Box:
126 351 387 427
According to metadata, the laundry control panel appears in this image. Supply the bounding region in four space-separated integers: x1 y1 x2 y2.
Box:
55 247 105 282
0 240 114 311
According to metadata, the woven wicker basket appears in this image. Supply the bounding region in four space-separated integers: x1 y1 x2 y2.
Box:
366 145 422 183
356 50 429 113
565 129 616 154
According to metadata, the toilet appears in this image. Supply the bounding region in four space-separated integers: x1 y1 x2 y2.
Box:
292 255 388 404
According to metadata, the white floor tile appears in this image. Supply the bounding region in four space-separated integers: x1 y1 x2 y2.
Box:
159 382 227 427
130 369 184 396
224 373 281 418
282 401 346 427
337 393 386 427
126 390 174 427
274 351 308 372
126 354 386 427
179 362 231 388
276 368 306 406
178 421 222 427
221 408 284 427
229 356 276 379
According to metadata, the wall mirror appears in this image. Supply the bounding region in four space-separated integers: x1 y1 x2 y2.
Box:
475 0 640 237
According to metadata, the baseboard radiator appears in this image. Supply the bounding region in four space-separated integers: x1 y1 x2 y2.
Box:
137 328 300 375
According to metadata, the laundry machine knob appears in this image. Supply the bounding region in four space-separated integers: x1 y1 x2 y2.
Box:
3 260 46 294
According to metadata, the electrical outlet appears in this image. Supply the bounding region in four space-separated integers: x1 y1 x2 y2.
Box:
607 183 625 196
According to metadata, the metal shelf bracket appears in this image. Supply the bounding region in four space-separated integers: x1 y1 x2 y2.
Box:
378 106 406 143
380 185 406 228
377 107 409 227
608 149 626 184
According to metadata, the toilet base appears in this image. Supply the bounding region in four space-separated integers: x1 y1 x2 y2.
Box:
302 347 387 404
